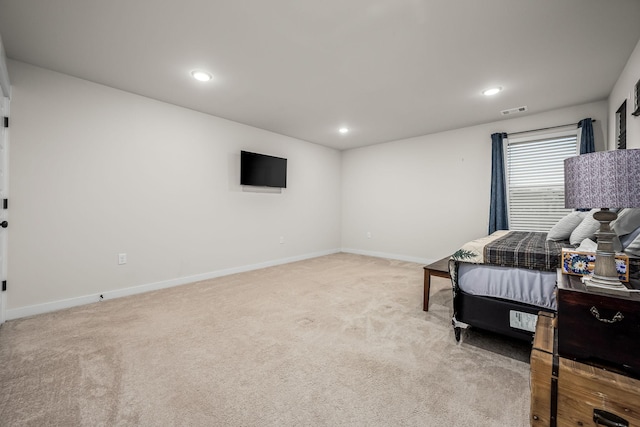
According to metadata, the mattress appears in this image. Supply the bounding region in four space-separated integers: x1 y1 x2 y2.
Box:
457 262 557 310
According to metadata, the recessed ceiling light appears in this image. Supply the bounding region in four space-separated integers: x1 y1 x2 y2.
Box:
482 87 502 96
339 127 349 134
191 70 213 82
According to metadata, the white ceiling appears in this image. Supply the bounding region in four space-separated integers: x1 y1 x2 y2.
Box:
1 0 640 150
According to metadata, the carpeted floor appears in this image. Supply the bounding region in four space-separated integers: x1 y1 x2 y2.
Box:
0 253 532 426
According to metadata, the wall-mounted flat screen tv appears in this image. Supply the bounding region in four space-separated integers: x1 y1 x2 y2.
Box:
240 151 287 188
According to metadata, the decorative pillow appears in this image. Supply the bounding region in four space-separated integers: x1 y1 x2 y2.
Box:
569 209 600 246
621 225 640 250
612 208 640 236
613 236 622 252
625 232 640 257
547 211 586 241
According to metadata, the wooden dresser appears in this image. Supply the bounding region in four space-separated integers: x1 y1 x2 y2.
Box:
530 311 640 426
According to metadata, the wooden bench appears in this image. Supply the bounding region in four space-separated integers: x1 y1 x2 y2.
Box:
423 256 451 311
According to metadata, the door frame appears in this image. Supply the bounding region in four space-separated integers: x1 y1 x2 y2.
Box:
0 35 10 325
0 97 8 325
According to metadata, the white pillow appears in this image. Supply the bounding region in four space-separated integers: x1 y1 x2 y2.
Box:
547 211 586 241
575 238 597 252
625 232 640 257
570 209 600 246
575 237 622 252
621 226 640 250
612 208 640 236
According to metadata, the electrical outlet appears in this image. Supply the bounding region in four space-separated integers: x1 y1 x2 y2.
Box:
366 231 372 239
279 236 285 244
118 253 127 265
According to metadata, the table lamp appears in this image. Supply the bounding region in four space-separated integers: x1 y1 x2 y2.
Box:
564 149 640 295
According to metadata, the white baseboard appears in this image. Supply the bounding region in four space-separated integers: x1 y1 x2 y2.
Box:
341 248 434 265
6 248 341 320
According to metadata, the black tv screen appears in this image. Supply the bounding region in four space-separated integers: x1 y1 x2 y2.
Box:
240 151 287 188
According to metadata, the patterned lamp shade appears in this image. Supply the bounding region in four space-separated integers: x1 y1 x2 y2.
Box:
564 149 640 209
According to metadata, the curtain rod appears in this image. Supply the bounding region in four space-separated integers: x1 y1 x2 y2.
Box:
507 120 596 137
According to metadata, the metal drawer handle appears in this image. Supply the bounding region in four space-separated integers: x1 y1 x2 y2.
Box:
590 307 624 324
593 409 628 427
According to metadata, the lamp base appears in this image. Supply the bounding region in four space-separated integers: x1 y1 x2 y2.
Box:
584 275 630 296
585 208 630 296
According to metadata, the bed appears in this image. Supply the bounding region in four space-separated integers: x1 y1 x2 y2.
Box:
448 208 640 342
449 230 570 342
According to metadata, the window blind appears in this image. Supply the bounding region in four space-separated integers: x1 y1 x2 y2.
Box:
507 135 577 232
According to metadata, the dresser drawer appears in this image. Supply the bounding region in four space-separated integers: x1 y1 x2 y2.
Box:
557 358 640 427
557 276 640 377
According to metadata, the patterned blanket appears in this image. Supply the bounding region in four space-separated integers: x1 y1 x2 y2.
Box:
452 230 570 272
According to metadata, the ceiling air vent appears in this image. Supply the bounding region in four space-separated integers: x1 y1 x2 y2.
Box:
500 106 528 116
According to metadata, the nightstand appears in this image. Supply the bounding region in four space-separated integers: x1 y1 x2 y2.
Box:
557 273 640 377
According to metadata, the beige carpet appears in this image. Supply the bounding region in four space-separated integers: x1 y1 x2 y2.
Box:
0 253 531 426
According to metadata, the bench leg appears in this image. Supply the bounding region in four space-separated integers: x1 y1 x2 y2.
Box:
423 269 431 311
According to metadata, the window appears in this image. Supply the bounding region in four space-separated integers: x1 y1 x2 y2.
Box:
616 101 626 149
506 132 578 232
633 79 640 117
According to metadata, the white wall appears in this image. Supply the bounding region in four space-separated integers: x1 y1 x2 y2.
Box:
4 55 621 318
7 60 342 317
609 38 640 150
341 101 608 264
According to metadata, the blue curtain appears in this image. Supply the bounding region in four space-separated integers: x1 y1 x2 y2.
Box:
489 132 508 234
578 118 595 154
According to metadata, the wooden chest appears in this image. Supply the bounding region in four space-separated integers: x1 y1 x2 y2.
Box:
530 313 640 427
530 313 557 426
556 274 640 378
